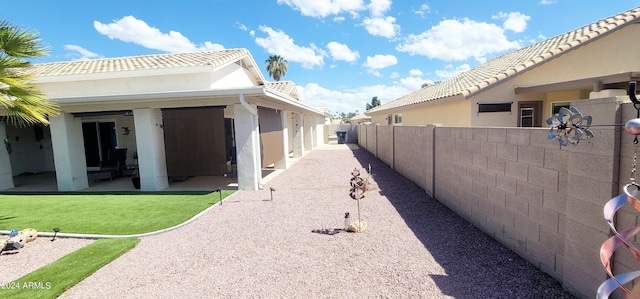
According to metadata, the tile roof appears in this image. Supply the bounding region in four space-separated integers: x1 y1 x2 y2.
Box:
367 6 640 114
265 81 300 100
21 48 252 77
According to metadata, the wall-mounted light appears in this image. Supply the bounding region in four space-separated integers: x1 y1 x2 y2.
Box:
122 127 130 135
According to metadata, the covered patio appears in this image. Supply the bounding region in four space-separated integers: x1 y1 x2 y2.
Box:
0 49 329 193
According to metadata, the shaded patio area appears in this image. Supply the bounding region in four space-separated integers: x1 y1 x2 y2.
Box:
5 171 239 193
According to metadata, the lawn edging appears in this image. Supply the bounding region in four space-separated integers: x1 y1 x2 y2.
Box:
0 191 238 239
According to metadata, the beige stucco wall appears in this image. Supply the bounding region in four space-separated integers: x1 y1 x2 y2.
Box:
370 100 471 127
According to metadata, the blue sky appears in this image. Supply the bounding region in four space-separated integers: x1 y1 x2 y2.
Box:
2 0 639 115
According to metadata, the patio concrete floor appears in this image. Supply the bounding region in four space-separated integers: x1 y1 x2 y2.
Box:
3 136 345 193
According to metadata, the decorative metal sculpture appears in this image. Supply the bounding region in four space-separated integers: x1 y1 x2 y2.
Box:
546 107 594 146
348 168 367 232
597 82 640 298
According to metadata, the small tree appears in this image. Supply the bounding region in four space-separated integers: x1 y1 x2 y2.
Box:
366 96 381 110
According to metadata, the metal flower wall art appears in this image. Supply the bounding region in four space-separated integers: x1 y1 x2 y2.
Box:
546 107 594 146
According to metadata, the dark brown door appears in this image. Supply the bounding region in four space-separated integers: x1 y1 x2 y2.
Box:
518 101 542 127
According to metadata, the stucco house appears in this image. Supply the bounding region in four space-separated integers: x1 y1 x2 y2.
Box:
366 6 640 128
0 48 326 192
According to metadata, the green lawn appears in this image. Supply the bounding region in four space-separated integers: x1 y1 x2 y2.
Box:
0 238 140 299
0 191 233 235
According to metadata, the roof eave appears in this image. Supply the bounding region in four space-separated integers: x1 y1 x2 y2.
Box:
366 93 466 115
261 88 325 116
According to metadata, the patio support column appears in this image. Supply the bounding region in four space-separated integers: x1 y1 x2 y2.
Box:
234 101 262 190
314 116 325 147
304 115 314 151
133 108 169 191
0 122 14 190
292 113 304 158
275 110 290 169
49 113 89 191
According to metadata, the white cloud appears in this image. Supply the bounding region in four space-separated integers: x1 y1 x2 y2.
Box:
391 68 431 91
414 4 430 18
236 22 248 31
362 16 399 38
94 16 224 53
409 69 423 76
296 82 411 114
435 64 471 79
540 0 556 4
362 54 397 77
63 45 100 61
397 76 432 91
327 42 359 62
396 18 520 62
333 16 346 22
390 72 399 78
253 25 325 69
277 0 366 18
368 0 392 17
492 11 530 33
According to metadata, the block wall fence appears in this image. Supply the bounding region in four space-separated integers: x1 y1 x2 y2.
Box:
358 97 640 299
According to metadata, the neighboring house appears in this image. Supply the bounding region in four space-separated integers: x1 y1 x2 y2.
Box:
349 113 372 125
0 48 326 191
367 6 640 127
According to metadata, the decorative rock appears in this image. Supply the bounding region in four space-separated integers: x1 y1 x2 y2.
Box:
625 118 640 136
349 221 367 233
0 239 6 253
22 228 38 243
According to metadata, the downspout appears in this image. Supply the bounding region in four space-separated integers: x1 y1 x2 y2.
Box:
239 94 264 189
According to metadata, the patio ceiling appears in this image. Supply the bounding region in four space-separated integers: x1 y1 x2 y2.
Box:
514 72 640 95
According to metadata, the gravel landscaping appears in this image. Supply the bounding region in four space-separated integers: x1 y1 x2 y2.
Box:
0 237 94 284
10 144 574 298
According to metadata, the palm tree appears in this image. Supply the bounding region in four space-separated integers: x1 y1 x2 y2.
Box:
0 19 59 127
264 55 288 81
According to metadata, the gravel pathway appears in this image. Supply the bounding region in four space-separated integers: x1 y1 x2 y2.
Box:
57 145 574 298
0 237 94 284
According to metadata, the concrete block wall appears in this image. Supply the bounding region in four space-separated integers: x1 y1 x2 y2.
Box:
358 125 368 151
435 126 576 288
376 125 394 168
356 96 632 298
393 126 428 190
366 124 377 157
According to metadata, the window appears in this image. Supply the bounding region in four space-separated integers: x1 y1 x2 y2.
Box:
551 102 571 116
394 114 403 124
478 102 512 113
